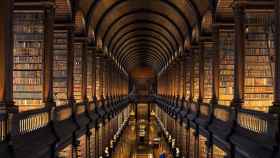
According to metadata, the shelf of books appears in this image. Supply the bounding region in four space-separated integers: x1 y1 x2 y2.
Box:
100 59 105 98
192 49 200 102
95 56 101 100
175 63 180 96
87 49 93 101
53 30 68 106
13 11 45 111
73 43 83 103
244 13 275 112
199 135 207 158
77 135 86 158
212 144 227 158
203 43 214 103
185 56 192 101
179 61 184 97
90 128 96 158
58 144 72 158
218 29 235 106
103 63 108 97
189 128 196 158
98 124 103 156
181 126 187 157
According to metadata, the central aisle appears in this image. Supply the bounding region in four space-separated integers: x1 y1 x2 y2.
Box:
112 117 173 158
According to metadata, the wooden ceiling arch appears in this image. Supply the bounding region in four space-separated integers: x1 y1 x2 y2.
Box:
77 0 210 73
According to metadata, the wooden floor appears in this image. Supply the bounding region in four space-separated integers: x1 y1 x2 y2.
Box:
112 117 172 158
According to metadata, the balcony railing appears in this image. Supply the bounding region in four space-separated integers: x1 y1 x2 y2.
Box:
0 113 8 141
55 105 72 121
236 108 279 141
11 107 50 136
154 94 280 158
214 105 230 122
200 103 209 116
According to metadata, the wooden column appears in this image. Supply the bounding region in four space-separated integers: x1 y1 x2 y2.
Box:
232 4 245 108
211 26 220 105
43 5 55 106
0 0 14 111
271 0 280 110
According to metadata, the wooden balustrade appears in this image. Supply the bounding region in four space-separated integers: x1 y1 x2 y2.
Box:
214 105 230 122
11 108 50 136
0 113 8 141
55 105 72 121
200 103 209 116
88 102 95 112
237 109 278 136
76 103 86 115
190 103 198 113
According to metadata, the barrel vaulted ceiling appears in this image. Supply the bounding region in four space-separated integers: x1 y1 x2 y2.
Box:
76 0 211 73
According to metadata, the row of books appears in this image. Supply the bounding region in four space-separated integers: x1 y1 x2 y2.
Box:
13 78 42 85
14 63 42 70
14 93 42 99
14 70 41 76
13 85 42 91
53 79 67 86
246 41 274 48
219 88 233 95
14 34 44 41
244 93 273 99
245 87 273 93
14 56 42 63
245 78 273 86
14 41 42 48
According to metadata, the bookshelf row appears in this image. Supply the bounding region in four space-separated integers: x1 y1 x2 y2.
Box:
13 11 44 111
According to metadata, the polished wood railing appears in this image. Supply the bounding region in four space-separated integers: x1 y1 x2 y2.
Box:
236 108 279 141
154 94 280 157
200 103 209 116
0 113 8 141
55 105 72 121
214 105 230 122
11 107 50 136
